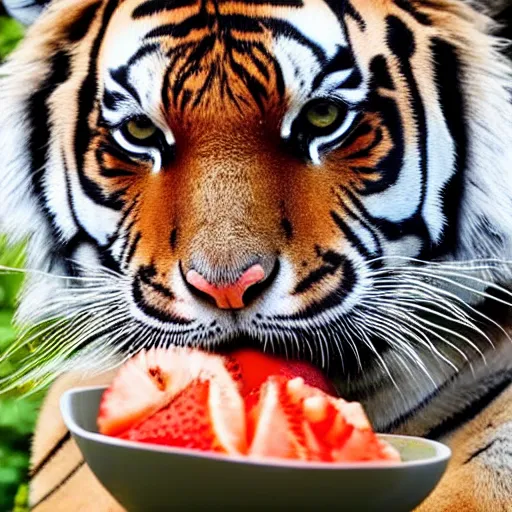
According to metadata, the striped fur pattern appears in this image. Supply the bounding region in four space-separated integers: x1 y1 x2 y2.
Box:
0 0 511 509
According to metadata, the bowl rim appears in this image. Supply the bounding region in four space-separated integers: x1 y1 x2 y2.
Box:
61 385 451 471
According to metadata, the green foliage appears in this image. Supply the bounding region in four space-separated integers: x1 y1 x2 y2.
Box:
12 484 29 512
0 16 24 61
0 237 43 512
0 15 34 511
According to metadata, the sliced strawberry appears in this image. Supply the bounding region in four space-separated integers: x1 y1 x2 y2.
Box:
247 377 310 460
119 377 246 454
120 379 214 449
227 349 336 397
98 347 400 464
248 376 400 463
97 347 238 436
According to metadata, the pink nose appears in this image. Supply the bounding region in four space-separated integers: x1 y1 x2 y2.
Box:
185 264 266 309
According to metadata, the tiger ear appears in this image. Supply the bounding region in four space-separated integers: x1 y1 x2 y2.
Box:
3 0 53 25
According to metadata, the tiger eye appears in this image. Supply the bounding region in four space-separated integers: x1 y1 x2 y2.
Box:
126 118 157 140
306 102 340 129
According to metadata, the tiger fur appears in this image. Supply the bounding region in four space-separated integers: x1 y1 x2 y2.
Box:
0 0 511 509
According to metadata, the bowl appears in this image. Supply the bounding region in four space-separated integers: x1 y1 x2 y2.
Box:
61 386 450 512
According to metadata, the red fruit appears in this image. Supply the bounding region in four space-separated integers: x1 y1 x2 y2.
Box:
248 376 400 463
98 347 240 437
227 349 336 397
98 347 400 464
247 377 310 460
120 378 246 454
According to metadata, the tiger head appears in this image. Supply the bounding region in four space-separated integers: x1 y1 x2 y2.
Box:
1 0 512 425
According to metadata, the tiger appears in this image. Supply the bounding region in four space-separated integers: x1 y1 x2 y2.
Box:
1 0 512 509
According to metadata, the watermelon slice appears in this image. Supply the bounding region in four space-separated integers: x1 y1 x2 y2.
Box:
97 347 400 463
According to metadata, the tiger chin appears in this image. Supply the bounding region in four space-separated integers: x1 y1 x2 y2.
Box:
1 0 512 509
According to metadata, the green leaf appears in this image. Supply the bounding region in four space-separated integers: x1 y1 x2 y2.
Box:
0 466 20 486
0 310 13 327
0 232 34 509
0 16 24 60
0 236 27 309
0 17 30 511
0 325 17 349
0 398 42 435
13 483 30 511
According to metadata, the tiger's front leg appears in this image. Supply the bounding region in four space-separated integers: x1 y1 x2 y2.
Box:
417 460 512 512
416 385 512 512
29 371 123 512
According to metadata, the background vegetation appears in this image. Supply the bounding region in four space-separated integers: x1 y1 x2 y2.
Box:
0 12 40 512
0 238 42 512
0 14 22 60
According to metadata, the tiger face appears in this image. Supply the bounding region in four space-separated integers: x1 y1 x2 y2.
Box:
90 0 387 335
1 0 512 420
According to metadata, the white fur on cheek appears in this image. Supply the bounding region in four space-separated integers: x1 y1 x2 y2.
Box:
66 167 120 246
0 58 63 272
451 37 512 284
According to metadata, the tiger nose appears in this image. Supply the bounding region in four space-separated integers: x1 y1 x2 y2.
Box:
185 264 266 310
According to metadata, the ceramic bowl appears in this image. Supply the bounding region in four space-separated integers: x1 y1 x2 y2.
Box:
61 386 451 512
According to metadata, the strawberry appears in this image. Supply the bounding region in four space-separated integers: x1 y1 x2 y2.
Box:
248 376 399 463
119 377 246 454
225 349 336 397
97 347 400 464
97 347 240 437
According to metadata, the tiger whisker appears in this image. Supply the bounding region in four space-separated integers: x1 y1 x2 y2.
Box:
378 267 512 305
0 314 74 363
369 287 473 327
361 305 459 372
316 328 329 370
346 315 402 394
0 282 132 393
0 264 124 283
371 281 474 320
397 303 486 363
336 317 361 371
361 299 474 365
366 295 495 350
381 306 477 369
14 314 95 366
325 321 345 372
74 322 145 375
1 309 129 389
373 277 512 344
353 308 436 382
293 322 314 360
391 352 421 385
367 255 512 269
36 315 131 376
